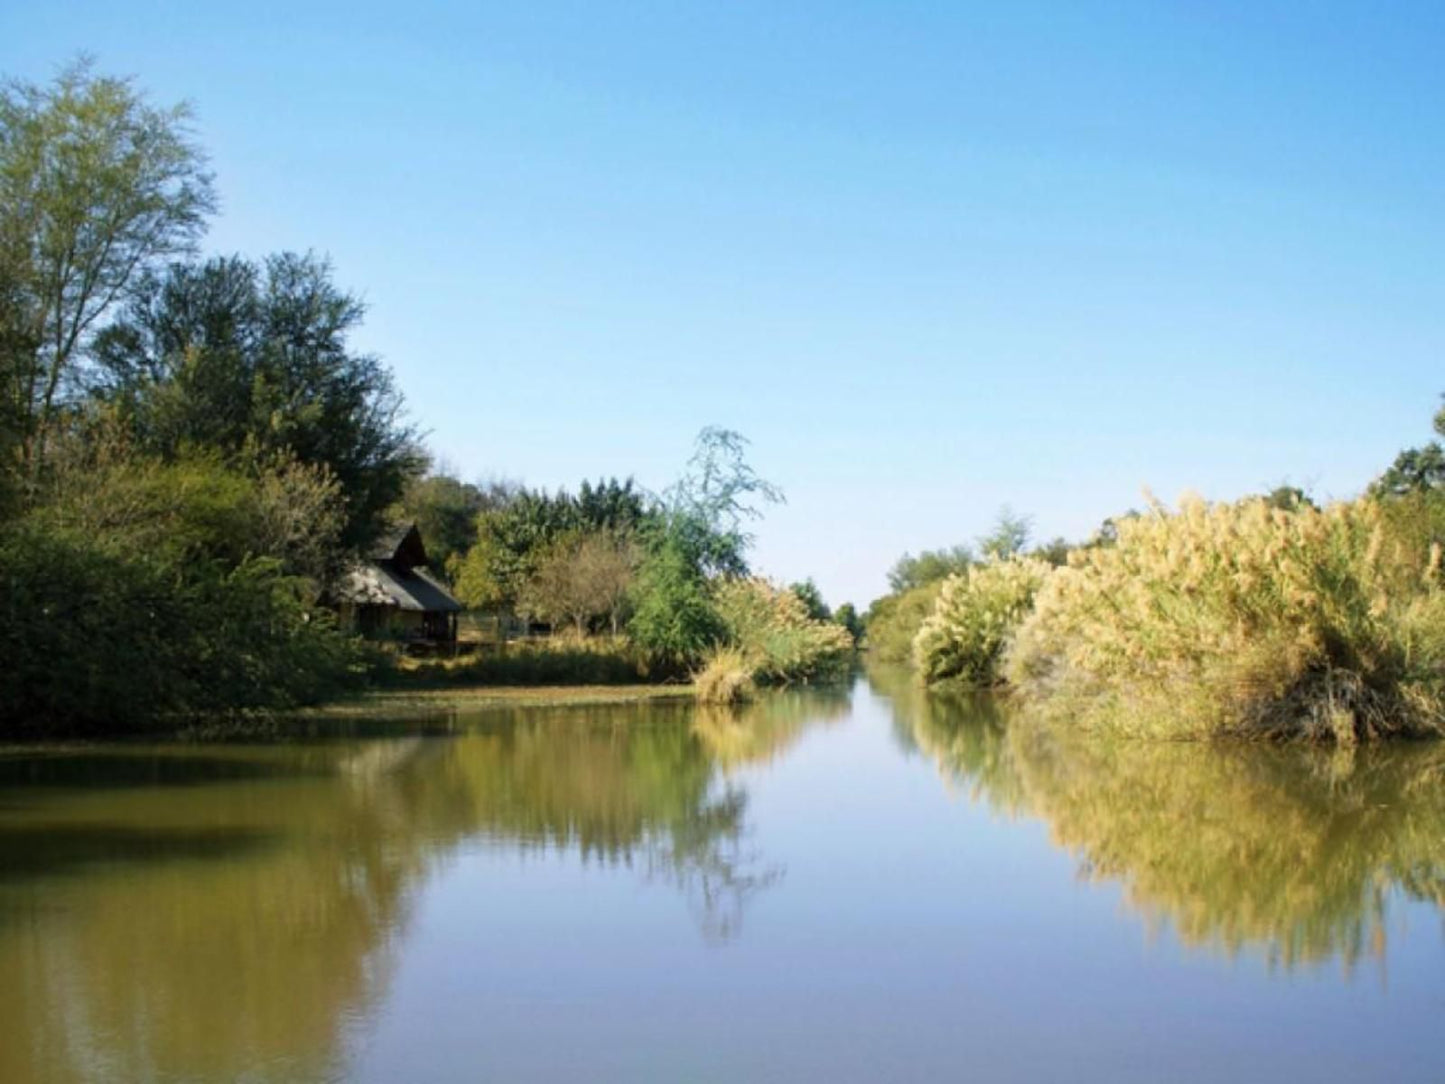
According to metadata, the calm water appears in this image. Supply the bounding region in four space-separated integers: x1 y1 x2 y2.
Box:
3 674 1444 1083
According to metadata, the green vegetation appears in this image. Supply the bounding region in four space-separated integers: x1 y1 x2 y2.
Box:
380 636 668 689
0 63 845 733
693 577 855 702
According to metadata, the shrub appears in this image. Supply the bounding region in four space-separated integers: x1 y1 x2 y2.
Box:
912 556 1051 686
693 648 757 705
713 577 855 685
1007 495 1445 741
0 521 365 734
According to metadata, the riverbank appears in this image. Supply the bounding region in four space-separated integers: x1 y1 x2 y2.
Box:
304 683 697 719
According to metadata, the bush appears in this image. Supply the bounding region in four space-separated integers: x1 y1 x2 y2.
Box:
713 577 855 685
912 556 1051 686
0 521 365 734
1007 495 1445 741
693 647 757 705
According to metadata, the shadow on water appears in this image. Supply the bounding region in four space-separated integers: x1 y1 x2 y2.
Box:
869 665 1445 972
0 824 279 882
0 689 843 1084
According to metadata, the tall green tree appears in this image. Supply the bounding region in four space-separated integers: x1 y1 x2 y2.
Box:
0 59 215 479
790 578 831 622
629 428 782 662
978 506 1031 561
89 252 423 548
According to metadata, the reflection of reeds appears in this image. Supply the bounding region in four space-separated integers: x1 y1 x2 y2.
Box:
875 670 1445 970
692 687 852 770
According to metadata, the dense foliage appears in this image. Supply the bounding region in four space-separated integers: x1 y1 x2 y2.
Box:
0 453 367 733
0 65 407 732
89 252 424 549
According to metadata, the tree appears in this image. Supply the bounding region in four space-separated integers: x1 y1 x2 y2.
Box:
400 471 515 579
833 602 863 645
519 528 639 636
790 578 831 622
1030 537 1072 567
1263 484 1318 512
628 427 782 663
978 506 1031 561
89 252 423 548
627 535 724 662
1373 399 1445 497
0 59 215 478
887 546 973 592
662 427 783 577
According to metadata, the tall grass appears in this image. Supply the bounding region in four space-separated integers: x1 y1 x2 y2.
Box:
694 647 757 705
1006 495 1445 741
381 636 671 688
912 556 1051 686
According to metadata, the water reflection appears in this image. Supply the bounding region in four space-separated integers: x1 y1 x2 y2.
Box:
875 667 1445 970
0 692 835 1084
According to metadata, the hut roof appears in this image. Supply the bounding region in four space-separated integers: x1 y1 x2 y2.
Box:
336 562 462 613
369 523 429 570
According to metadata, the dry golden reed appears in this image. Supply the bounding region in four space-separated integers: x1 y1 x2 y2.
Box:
912 556 1051 687
1006 495 1445 740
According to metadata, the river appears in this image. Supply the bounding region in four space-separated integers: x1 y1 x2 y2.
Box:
2 673 1442 1082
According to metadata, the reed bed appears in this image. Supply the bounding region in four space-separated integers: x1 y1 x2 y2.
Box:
1005 496 1445 741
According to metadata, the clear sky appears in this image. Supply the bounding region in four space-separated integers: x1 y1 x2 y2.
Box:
5 2 1443 607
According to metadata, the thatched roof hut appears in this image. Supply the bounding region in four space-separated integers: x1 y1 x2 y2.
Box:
335 524 462 642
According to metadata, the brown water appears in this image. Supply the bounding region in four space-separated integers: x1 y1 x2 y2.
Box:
2 675 1443 1083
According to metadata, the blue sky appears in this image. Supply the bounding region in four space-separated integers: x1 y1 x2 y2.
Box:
6 2 1443 606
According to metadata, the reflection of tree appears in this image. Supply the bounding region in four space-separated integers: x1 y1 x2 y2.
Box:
0 695 827 1082
871 669 1445 970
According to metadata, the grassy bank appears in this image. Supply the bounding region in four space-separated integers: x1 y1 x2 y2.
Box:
304 683 696 719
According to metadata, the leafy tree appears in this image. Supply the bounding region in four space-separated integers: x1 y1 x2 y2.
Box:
627 535 724 663
89 252 423 548
978 506 1031 561
790 578 831 622
887 546 973 592
1373 399 1445 497
629 428 782 663
519 528 639 636
833 602 864 645
576 476 648 533
1263 484 1318 512
662 427 783 577
0 59 215 478
1030 537 1072 567
399 471 515 578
